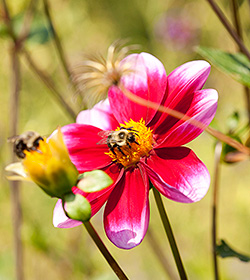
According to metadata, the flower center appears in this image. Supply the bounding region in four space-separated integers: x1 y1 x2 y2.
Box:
106 119 153 167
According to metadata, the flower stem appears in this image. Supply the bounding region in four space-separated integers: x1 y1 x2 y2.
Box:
83 221 129 280
152 188 188 280
212 142 222 280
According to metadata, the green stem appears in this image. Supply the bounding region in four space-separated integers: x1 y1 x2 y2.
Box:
83 221 129 280
153 188 188 280
212 142 222 280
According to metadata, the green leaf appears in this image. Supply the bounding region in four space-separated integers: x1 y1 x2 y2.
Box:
224 0 245 7
9 12 53 45
63 193 91 222
28 25 52 44
77 170 113 193
238 0 246 6
216 240 250 262
221 134 243 164
196 46 250 87
0 24 9 38
226 111 240 132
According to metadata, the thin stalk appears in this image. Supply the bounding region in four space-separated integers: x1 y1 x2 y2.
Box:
21 48 77 120
2 0 18 43
205 0 250 61
2 1 24 279
244 87 250 126
147 228 178 280
42 0 75 88
18 0 38 43
212 142 222 280
231 0 242 39
153 188 188 280
3 0 76 121
9 44 24 280
83 221 129 280
230 0 250 127
119 85 250 155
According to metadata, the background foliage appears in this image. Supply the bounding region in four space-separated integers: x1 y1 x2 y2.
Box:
1 0 250 279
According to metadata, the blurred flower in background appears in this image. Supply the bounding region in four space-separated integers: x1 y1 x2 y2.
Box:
154 10 200 51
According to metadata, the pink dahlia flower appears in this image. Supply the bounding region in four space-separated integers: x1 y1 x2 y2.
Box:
53 53 218 249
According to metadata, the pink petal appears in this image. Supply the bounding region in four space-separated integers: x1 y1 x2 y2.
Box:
108 52 167 125
150 60 211 132
62 124 111 172
53 199 82 228
144 147 210 203
104 165 149 249
166 60 211 106
76 99 119 130
156 89 218 147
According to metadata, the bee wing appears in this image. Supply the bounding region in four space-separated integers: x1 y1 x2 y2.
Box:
96 130 112 145
98 130 112 137
96 138 108 145
7 135 20 143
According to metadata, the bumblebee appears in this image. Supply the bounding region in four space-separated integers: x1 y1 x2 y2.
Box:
98 127 139 155
8 131 44 159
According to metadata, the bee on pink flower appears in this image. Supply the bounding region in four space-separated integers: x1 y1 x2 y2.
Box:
53 46 218 249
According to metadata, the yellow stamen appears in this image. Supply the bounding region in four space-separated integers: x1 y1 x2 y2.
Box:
106 119 154 167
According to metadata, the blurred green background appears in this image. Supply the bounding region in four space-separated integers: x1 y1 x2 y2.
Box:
1 0 250 279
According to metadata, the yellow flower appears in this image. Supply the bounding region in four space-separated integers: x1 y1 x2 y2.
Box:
6 128 78 198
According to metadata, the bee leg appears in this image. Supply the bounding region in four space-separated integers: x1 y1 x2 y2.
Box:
34 137 44 147
110 147 117 155
117 146 125 156
18 151 26 159
30 146 43 154
126 141 132 148
119 126 125 130
134 140 140 145
127 127 139 133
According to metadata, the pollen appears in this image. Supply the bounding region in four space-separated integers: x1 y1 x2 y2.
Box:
106 119 154 167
